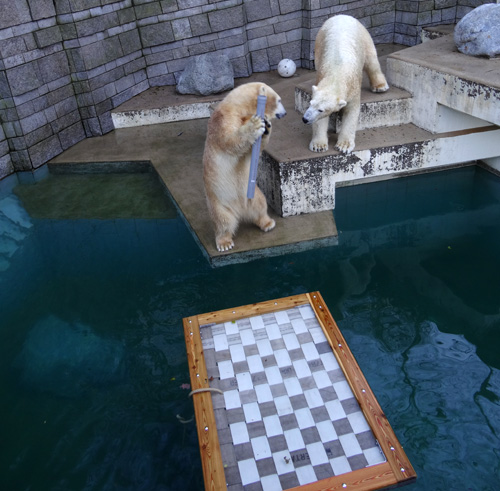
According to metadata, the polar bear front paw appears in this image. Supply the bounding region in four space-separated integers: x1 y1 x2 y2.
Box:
264 117 271 135
249 114 266 141
371 82 389 93
335 138 355 154
216 237 234 252
309 140 328 152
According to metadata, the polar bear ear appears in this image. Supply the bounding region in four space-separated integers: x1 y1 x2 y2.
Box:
338 99 347 109
312 85 318 95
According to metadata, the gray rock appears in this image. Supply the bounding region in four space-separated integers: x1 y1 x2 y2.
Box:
454 3 500 58
176 53 234 96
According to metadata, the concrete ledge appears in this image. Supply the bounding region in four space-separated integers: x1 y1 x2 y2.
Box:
112 102 218 128
388 35 500 131
111 85 222 128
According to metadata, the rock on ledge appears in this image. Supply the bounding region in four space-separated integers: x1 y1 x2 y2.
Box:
454 3 500 58
176 53 234 96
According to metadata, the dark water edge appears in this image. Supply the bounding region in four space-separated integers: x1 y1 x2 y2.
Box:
0 166 499 490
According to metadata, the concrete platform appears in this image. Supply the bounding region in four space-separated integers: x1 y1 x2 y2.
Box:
48 118 338 268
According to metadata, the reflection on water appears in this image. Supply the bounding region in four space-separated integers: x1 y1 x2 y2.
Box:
14 315 125 398
1 166 499 490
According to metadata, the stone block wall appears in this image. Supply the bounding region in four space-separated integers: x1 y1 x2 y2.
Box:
394 0 489 45
0 0 492 180
1 0 83 175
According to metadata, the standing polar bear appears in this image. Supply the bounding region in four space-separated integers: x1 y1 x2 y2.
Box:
302 15 389 154
203 82 286 252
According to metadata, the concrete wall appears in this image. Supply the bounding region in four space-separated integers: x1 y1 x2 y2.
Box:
0 0 491 180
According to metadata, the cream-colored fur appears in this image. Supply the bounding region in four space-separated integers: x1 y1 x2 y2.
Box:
303 15 389 154
203 82 286 252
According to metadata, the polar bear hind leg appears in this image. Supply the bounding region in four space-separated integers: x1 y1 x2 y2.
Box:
248 188 276 233
210 203 239 252
363 42 389 93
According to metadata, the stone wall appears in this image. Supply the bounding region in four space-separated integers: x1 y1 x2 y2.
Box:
0 0 492 180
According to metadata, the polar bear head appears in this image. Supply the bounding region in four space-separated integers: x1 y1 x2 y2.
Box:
302 85 346 125
221 82 287 122
252 82 287 121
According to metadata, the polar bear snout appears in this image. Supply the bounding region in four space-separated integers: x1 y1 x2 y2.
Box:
302 108 317 125
275 101 287 119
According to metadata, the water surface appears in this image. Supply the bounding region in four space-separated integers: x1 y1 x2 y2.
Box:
1 166 499 490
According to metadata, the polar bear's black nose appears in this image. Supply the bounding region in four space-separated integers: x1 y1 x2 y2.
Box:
302 116 309 124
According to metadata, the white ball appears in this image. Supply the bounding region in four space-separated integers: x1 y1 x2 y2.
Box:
277 59 296 78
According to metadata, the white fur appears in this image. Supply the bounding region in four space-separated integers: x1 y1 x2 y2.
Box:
303 15 389 154
203 83 286 252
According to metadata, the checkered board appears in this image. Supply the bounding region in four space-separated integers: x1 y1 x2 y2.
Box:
183 293 416 491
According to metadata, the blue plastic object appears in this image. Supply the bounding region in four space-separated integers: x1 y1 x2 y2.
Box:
247 94 267 199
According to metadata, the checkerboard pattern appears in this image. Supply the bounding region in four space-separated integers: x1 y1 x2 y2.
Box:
199 304 386 490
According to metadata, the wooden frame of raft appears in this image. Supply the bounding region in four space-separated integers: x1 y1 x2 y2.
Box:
183 291 416 490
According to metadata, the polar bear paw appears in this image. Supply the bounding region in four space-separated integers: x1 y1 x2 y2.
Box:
335 138 355 154
264 118 271 135
259 218 276 232
249 114 266 141
371 82 389 93
216 237 234 252
309 140 328 153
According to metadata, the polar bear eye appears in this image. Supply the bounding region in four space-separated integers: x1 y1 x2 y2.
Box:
318 109 324 113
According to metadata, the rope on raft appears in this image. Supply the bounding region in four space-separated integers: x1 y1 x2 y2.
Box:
188 387 224 397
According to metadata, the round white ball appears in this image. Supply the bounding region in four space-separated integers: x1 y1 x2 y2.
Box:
277 59 296 78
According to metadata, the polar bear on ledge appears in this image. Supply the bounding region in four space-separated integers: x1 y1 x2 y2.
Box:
203 82 286 252
302 15 389 154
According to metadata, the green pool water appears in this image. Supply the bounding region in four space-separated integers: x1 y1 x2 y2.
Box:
0 166 499 490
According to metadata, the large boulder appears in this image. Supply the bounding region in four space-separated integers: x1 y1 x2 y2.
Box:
176 53 234 96
454 3 500 58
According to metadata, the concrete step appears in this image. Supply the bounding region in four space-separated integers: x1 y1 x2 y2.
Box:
111 86 220 129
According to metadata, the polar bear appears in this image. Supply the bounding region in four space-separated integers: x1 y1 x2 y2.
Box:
302 15 389 154
203 82 286 252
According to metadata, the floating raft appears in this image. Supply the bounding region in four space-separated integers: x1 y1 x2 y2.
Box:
183 292 416 490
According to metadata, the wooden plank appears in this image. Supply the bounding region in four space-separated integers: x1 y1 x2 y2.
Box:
288 461 396 491
183 315 226 491
197 293 309 326
307 292 417 485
